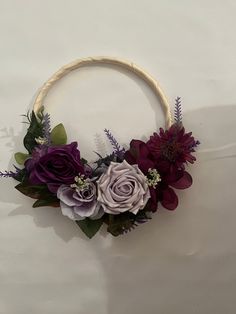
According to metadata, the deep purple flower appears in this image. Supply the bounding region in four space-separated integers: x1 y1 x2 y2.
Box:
25 142 85 193
147 124 199 167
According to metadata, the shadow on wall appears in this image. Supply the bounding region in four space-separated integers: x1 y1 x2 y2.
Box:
0 99 236 313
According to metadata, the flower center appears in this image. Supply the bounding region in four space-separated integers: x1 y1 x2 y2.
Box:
71 174 88 190
162 140 182 162
146 168 161 189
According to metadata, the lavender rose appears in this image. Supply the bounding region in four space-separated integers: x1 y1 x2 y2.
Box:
57 178 103 220
25 142 84 193
97 160 150 214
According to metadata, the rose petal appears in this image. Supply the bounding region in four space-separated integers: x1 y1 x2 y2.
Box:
97 160 150 214
57 185 78 206
60 202 77 220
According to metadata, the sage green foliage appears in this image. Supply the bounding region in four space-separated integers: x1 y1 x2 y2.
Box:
50 123 67 145
14 152 30 165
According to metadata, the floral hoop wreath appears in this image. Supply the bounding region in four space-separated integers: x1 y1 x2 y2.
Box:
1 57 199 238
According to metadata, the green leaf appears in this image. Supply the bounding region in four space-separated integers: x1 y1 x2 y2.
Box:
13 168 27 183
106 211 150 236
81 158 88 165
76 218 103 239
50 123 67 145
15 182 60 208
15 183 49 199
33 198 60 208
14 152 30 165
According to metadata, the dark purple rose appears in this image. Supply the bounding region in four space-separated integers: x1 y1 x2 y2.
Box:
25 142 85 193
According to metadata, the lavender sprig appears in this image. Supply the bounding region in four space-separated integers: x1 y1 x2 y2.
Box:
42 113 51 145
174 97 182 124
104 129 125 159
0 166 20 178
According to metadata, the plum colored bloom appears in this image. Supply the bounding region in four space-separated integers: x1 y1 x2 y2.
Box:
124 139 155 175
57 178 103 221
147 124 199 167
125 138 193 212
97 160 150 215
25 142 84 193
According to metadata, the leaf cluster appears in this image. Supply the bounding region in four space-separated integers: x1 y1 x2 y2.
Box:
15 182 59 208
75 209 151 238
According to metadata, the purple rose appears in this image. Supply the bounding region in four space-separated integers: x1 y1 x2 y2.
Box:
25 142 84 193
97 160 150 215
57 179 103 220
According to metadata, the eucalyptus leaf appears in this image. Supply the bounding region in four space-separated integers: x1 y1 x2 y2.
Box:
76 218 103 238
50 123 67 145
14 152 30 165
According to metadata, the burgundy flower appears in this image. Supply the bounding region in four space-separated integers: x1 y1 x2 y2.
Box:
25 142 84 193
147 124 199 168
124 137 193 212
124 139 155 175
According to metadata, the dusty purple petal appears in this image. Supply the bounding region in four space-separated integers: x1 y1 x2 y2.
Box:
97 160 150 215
57 185 78 206
57 181 103 220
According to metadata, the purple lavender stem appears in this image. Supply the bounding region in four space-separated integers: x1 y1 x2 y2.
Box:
0 166 20 178
42 113 51 145
174 97 182 124
104 129 125 159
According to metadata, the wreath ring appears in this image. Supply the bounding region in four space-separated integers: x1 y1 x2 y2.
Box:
1 56 199 238
33 56 172 129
